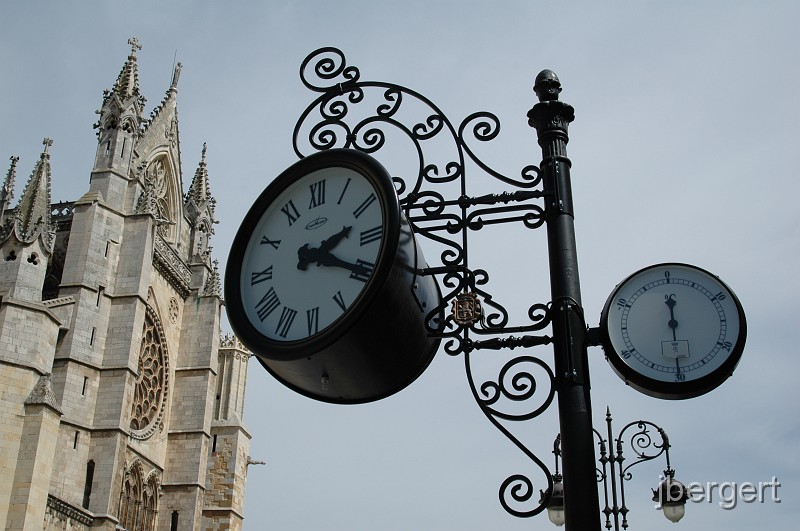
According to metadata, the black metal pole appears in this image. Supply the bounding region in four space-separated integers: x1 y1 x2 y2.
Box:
528 70 601 530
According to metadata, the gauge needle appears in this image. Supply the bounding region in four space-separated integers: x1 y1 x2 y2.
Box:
665 294 678 341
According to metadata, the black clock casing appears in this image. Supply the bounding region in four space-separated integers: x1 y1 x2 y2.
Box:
225 149 441 404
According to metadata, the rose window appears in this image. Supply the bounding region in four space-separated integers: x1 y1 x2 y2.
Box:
130 304 169 440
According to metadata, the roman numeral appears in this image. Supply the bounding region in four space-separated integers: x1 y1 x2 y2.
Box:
250 266 273 285
332 290 347 312
309 179 326 209
260 236 281 249
353 193 376 219
276 306 297 338
337 177 352 205
255 287 280 321
349 259 375 283
281 200 300 226
359 226 382 246
307 307 319 336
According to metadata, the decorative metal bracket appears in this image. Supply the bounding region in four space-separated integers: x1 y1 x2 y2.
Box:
294 47 556 517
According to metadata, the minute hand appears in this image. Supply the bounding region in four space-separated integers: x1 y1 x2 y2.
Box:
314 249 370 276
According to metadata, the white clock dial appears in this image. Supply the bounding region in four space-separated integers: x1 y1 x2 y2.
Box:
601 263 746 398
239 166 384 342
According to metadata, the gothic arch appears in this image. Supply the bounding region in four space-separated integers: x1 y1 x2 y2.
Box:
119 460 160 531
142 151 181 243
103 115 119 130
121 116 137 134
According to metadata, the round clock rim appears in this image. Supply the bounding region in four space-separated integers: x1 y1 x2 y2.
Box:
224 148 401 361
599 262 747 400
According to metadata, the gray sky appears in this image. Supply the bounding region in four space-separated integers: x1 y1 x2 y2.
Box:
2 1 798 529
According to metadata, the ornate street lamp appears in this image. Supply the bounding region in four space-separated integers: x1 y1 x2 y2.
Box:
652 470 690 524
539 435 566 526
544 409 689 530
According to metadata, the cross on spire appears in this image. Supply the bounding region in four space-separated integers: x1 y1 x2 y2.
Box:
128 37 142 55
42 138 53 154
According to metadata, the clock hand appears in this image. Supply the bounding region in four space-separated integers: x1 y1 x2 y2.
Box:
297 243 320 271
297 226 353 271
319 226 352 252
314 249 370 277
297 244 370 278
665 294 678 341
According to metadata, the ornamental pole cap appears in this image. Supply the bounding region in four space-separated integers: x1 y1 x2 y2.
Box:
534 69 562 102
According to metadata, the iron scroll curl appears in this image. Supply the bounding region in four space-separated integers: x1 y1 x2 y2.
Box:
294 47 556 518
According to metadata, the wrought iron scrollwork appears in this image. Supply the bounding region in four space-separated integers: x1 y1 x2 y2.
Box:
594 409 674 530
294 47 556 517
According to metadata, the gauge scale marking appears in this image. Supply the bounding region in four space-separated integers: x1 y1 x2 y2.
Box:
600 263 746 399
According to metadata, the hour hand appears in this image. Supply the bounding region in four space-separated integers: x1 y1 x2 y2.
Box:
298 226 353 271
320 226 352 252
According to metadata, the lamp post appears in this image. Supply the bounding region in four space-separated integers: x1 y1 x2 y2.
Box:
528 69 601 530
541 409 689 530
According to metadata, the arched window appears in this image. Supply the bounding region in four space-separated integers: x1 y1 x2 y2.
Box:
83 460 95 509
142 472 160 531
144 156 178 242
119 461 142 531
119 461 160 531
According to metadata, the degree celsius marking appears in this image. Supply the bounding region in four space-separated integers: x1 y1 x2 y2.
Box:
619 276 728 373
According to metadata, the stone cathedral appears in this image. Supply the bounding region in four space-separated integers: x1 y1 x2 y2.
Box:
0 40 253 530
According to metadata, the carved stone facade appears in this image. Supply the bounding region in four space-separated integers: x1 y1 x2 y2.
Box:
0 40 252 530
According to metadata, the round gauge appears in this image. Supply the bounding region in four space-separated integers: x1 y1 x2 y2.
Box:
600 263 746 399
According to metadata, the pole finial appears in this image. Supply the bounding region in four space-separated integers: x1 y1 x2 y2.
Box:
534 69 562 102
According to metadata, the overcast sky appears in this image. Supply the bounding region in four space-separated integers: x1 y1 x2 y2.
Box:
2 1 798 530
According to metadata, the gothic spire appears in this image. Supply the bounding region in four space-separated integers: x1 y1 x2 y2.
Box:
1 155 18 215
10 138 55 251
112 37 143 101
202 259 221 297
94 38 146 141
185 143 217 264
186 143 212 208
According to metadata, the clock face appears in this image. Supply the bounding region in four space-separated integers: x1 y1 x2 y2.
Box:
237 165 386 343
601 263 746 399
225 149 440 403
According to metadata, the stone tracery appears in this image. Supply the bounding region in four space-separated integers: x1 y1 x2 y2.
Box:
129 303 169 440
118 460 160 531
